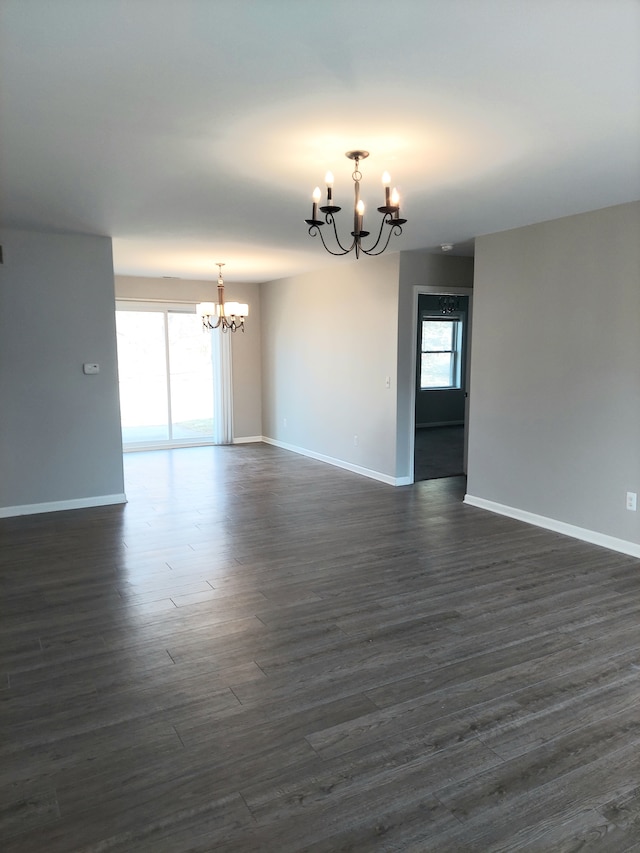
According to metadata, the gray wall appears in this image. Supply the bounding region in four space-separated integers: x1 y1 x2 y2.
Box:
0 228 125 513
115 275 262 440
260 254 401 481
467 201 640 547
260 250 474 484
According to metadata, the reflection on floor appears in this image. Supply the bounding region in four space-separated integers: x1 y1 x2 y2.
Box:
415 424 465 481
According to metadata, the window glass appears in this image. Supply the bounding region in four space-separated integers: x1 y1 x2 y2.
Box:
116 310 170 443
422 321 454 352
420 317 463 389
116 306 214 447
421 352 454 388
168 312 214 440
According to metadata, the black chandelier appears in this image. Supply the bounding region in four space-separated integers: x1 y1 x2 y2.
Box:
305 151 406 259
438 296 460 314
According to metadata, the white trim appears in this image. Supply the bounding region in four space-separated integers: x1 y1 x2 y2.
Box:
0 493 127 519
116 299 197 310
464 494 640 559
122 436 262 452
123 439 217 452
263 437 405 486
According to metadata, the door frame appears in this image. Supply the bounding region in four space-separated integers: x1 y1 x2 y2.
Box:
409 284 474 484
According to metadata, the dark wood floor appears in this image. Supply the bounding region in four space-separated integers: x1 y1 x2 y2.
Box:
414 426 465 481
2 444 640 852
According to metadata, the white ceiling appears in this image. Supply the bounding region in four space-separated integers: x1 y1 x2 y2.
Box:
1 0 639 283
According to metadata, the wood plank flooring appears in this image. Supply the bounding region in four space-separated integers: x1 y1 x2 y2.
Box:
414 426 465 481
1 443 640 852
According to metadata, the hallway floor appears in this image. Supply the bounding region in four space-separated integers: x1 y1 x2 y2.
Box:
414 425 465 481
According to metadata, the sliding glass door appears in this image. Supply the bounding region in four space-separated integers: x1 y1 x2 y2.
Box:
116 303 214 448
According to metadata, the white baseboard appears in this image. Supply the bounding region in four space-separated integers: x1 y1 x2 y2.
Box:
262 437 406 486
123 439 221 452
123 437 264 452
0 493 128 519
464 494 640 559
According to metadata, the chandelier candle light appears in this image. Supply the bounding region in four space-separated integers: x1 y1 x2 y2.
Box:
197 263 248 333
305 151 406 258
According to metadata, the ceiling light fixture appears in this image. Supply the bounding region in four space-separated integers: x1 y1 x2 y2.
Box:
305 151 406 259
438 295 460 314
196 263 248 333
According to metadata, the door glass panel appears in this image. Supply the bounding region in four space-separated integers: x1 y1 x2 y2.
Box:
168 312 214 440
116 311 169 443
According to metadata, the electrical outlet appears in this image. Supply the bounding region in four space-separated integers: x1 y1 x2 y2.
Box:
626 492 637 511
283 417 287 428
353 435 359 446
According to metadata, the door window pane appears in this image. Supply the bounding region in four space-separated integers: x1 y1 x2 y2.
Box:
168 312 214 439
116 311 170 443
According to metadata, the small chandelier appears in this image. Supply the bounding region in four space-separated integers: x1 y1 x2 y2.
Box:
305 150 407 259
196 263 248 333
438 296 460 314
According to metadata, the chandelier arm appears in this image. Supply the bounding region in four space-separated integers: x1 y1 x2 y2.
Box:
203 314 224 330
316 231 352 256
307 222 350 255
361 219 403 257
359 212 391 255
327 211 358 254
310 214 354 256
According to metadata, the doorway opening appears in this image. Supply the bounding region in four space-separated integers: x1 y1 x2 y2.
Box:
414 293 469 481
